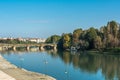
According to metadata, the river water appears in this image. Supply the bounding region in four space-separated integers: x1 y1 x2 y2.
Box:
0 51 120 80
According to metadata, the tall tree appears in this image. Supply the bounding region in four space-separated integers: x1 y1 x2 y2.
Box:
72 28 82 46
45 35 61 43
62 33 72 49
94 36 102 49
107 21 118 38
85 27 97 49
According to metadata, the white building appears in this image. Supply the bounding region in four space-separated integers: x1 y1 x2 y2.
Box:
0 37 46 43
28 38 46 43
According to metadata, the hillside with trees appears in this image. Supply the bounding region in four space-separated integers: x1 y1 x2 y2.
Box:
46 21 120 51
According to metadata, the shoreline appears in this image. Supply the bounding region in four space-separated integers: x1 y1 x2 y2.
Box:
0 55 56 80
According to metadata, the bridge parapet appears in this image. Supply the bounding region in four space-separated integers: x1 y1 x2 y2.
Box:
0 43 57 51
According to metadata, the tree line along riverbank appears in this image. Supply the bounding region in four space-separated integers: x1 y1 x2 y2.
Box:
46 21 120 52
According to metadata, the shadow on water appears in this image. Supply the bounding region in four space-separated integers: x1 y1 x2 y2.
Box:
1 50 120 80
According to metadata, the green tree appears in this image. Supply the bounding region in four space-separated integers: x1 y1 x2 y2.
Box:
57 33 72 50
107 21 118 38
72 28 82 46
94 36 102 49
78 40 89 50
102 21 119 48
62 34 72 50
45 35 61 43
85 27 97 49
56 20 120 50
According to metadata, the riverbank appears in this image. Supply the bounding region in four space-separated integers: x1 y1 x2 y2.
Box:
0 55 56 80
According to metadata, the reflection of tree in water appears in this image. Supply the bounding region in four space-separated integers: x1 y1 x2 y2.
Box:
77 54 101 73
63 52 71 64
56 51 120 80
72 54 80 69
101 55 120 80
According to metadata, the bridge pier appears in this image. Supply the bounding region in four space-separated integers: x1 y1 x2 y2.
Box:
39 46 44 51
13 46 16 51
26 46 30 51
53 44 57 51
0 47 3 51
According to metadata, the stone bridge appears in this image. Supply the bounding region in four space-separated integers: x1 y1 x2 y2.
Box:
0 43 57 51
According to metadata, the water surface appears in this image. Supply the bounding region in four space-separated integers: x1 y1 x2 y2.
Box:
1 51 120 80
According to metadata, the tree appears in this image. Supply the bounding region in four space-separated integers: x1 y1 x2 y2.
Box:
62 34 72 50
107 21 118 38
55 20 120 50
85 27 97 49
94 36 102 49
72 28 83 46
102 26 108 48
57 33 72 50
45 35 61 43
117 24 120 46
102 21 119 48
78 40 89 50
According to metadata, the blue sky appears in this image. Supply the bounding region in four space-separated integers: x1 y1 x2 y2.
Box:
0 0 120 38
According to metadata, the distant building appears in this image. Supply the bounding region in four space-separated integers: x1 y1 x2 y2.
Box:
0 38 7 40
17 38 27 42
28 38 46 43
17 37 46 43
0 37 46 43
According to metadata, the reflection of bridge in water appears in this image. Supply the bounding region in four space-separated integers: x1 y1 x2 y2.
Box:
0 43 57 51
